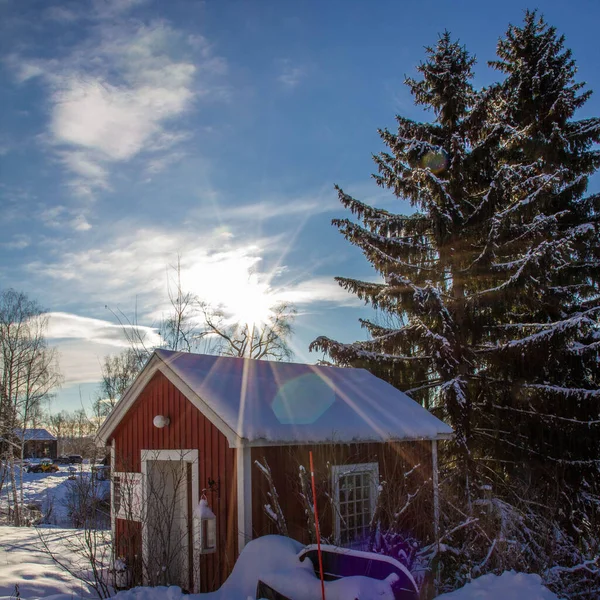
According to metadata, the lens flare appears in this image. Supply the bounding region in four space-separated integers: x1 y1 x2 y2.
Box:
421 150 448 174
271 372 335 425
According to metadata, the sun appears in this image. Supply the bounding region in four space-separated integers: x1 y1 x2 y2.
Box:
225 273 275 329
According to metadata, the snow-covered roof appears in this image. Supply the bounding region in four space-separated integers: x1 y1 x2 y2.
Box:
152 350 452 445
15 428 57 442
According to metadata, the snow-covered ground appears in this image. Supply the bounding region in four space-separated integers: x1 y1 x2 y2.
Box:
0 524 560 600
0 464 110 526
0 526 96 600
110 536 559 600
436 571 559 599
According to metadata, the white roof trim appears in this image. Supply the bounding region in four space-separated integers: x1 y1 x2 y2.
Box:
96 354 162 446
157 363 241 448
242 431 453 447
96 350 454 449
96 353 242 448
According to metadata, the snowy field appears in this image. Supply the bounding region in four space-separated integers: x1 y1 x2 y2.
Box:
0 495 560 600
107 536 559 600
0 464 110 526
0 526 96 600
0 529 561 600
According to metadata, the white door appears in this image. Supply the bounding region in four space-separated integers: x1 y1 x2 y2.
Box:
146 460 190 589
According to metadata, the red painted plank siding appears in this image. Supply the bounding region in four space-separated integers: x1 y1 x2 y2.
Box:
251 441 434 545
111 371 237 592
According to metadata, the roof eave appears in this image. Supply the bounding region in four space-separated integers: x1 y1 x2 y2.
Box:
242 431 454 448
95 351 243 450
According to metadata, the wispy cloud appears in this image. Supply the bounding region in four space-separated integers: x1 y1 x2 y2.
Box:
2 234 31 250
46 309 162 387
25 225 275 317
191 191 339 223
278 276 364 307
9 9 227 198
38 205 67 228
35 204 91 231
44 5 79 23
71 215 92 231
52 339 117 387
144 150 187 177
25 213 363 324
44 0 148 24
47 311 160 347
276 59 306 89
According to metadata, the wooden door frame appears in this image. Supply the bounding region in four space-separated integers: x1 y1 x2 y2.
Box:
141 449 200 591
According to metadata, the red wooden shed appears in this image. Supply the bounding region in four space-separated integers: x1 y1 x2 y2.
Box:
96 349 452 593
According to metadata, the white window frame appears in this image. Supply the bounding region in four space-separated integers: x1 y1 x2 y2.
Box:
331 462 379 546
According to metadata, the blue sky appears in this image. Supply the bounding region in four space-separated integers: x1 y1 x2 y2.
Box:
1 0 599 413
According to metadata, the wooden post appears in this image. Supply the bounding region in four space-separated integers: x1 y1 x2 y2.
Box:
432 439 440 542
236 446 252 552
432 439 441 593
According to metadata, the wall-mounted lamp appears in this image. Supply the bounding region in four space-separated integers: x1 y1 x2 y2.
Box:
153 415 170 428
195 494 217 554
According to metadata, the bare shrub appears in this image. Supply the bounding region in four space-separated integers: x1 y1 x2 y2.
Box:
255 457 288 536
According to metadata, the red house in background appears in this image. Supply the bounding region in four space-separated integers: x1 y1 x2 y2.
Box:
96 349 452 593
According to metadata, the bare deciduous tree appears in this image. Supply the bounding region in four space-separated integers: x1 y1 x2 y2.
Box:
93 350 142 418
159 255 197 353
93 259 297 427
37 472 113 598
0 289 61 525
198 300 296 360
46 408 102 458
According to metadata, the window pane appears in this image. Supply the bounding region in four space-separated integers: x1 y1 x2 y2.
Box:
335 464 378 548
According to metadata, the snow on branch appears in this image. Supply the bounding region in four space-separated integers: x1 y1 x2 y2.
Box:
254 458 288 536
309 336 431 364
492 403 600 426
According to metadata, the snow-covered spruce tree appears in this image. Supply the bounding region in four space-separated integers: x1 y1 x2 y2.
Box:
476 11 600 514
311 18 600 525
311 32 486 497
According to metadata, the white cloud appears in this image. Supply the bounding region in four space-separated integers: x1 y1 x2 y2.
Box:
13 61 45 84
10 14 226 196
58 151 110 197
277 59 306 89
37 204 93 231
145 150 187 176
70 215 92 231
52 339 127 387
26 225 276 319
2 234 31 250
45 6 78 23
38 205 67 228
195 195 339 222
50 74 194 161
47 312 160 347
24 217 362 331
278 276 365 307
45 310 162 387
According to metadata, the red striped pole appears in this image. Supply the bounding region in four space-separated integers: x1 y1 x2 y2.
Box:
309 451 326 600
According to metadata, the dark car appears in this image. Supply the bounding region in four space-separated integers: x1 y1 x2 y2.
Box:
54 454 83 465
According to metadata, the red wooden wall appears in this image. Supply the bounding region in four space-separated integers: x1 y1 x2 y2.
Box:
111 371 237 592
251 441 434 545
